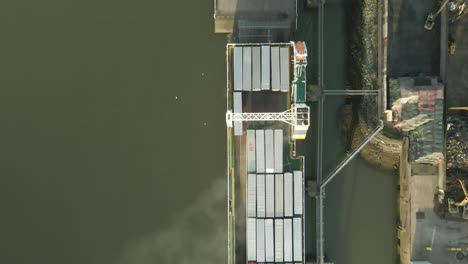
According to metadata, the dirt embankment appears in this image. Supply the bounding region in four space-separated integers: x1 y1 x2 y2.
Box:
341 104 401 171
341 0 402 171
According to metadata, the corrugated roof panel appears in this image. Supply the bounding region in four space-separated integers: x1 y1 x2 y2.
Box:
275 174 284 217
271 47 280 92
247 218 256 261
257 174 265 218
261 46 270 90
284 218 293 262
265 219 274 262
280 47 290 92
256 219 265 262
284 172 293 217
243 47 252 91
247 174 256 217
247 130 256 173
274 129 283 172
256 130 265 173
265 129 274 173
252 47 261 91
233 92 242 136
294 171 303 215
265 174 274 218
233 47 243 91
293 217 303 261
274 219 284 262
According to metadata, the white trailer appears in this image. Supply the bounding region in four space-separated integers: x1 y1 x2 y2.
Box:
261 46 270 90
293 217 303 262
256 174 265 218
255 130 265 173
274 129 283 172
247 218 256 261
256 219 265 262
265 174 275 218
233 47 243 91
294 171 303 215
275 174 284 217
284 172 293 217
274 219 284 262
242 47 252 91
265 129 274 173
246 130 256 173
271 47 280 92
284 218 293 262
252 47 261 91
247 174 256 217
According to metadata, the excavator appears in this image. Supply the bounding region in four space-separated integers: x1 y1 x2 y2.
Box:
424 0 467 54
424 0 451 30
456 179 468 219
448 179 468 219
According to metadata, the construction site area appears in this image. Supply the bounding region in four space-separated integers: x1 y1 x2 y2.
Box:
387 0 468 262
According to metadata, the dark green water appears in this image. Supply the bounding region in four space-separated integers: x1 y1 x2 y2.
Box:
298 0 397 263
0 1 227 263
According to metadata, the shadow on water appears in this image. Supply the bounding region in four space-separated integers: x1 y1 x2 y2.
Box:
119 177 226 264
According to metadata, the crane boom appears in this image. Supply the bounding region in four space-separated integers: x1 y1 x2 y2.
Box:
226 104 310 139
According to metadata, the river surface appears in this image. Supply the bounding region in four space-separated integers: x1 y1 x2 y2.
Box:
298 0 397 263
1 1 227 264
0 0 395 263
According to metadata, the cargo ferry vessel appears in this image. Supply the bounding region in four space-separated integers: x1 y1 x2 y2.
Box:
226 41 309 264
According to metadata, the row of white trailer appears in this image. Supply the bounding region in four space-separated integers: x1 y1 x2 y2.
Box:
247 173 303 218
247 172 304 263
247 217 303 263
233 46 290 92
246 129 283 173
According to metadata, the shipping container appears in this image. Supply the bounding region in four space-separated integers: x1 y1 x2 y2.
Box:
280 47 290 92
284 218 293 262
256 219 265 262
233 47 243 91
284 172 293 217
294 171 303 215
243 47 252 91
274 129 283 172
275 174 284 217
247 130 256 172
252 47 261 91
293 218 303 261
265 219 274 262
265 129 274 173
265 174 275 217
261 46 270 90
247 174 256 217
233 92 242 136
247 218 257 261
271 47 280 92
274 219 284 262
257 174 266 218
256 130 265 173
